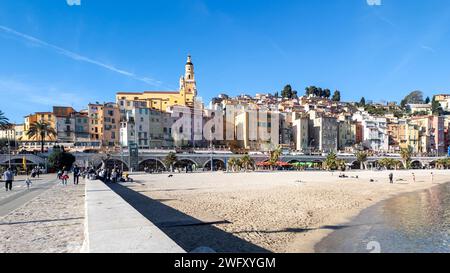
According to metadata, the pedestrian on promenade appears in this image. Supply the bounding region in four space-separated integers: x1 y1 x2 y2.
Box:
25 177 32 189
389 173 394 184
61 169 69 186
3 168 14 192
431 172 434 183
73 165 80 185
412 173 416 183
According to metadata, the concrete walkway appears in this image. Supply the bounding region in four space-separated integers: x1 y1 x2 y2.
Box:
83 179 185 253
0 175 58 218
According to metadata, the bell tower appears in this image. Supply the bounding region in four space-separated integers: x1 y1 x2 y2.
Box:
179 55 197 106
185 55 195 82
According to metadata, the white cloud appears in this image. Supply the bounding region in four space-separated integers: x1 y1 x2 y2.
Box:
0 78 91 110
420 45 436 53
0 25 163 87
66 0 81 6
367 0 382 6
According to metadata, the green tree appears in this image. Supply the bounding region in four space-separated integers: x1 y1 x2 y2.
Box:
227 157 238 172
323 152 341 171
48 148 76 171
281 85 295 99
359 97 366 107
164 152 178 172
324 89 331 99
425 96 431 104
240 154 255 171
402 90 424 105
356 151 368 170
0 110 10 130
332 90 341 102
431 96 442 116
26 121 56 153
400 147 412 169
269 146 282 168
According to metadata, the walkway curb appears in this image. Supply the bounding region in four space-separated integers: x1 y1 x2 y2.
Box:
83 179 185 253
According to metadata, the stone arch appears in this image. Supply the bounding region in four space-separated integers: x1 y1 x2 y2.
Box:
287 159 301 164
203 159 226 171
0 158 40 169
174 159 198 170
350 161 361 170
410 160 423 169
139 159 166 172
97 159 129 171
428 161 437 169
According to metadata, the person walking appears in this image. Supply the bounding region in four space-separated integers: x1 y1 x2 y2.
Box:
25 177 32 189
389 173 394 184
61 170 69 186
3 168 14 192
57 169 63 180
431 172 434 183
73 165 80 185
412 173 416 183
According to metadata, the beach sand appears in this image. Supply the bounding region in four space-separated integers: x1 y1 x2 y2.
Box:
0 180 85 253
121 169 450 253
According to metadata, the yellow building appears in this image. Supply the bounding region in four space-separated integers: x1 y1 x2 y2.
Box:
116 55 197 112
22 112 57 142
405 123 420 153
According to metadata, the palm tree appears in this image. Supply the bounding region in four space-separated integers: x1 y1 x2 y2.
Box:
0 110 10 130
26 121 56 153
164 152 177 172
337 159 347 171
400 147 412 169
356 151 368 170
227 158 237 172
240 155 255 171
323 152 338 171
269 146 282 169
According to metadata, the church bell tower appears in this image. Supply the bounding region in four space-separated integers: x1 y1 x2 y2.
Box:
179 55 197 106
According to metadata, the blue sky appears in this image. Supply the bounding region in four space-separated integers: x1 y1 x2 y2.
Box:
1 0 450 123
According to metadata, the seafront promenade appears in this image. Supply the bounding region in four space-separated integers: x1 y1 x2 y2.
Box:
1 169 449 253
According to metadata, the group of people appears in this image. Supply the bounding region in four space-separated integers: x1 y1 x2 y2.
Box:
96 167 125 183
30 166 41 178
388 172 434 184
2 167 33 191
57 165 81 186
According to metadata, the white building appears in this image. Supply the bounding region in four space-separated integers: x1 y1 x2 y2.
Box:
120 107 176 149
352 111 389 152
407 104 432 115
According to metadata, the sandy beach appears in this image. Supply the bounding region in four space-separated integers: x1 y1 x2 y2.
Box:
0 180 85 253
119 169 450 253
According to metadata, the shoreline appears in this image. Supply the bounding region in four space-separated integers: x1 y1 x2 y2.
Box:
287 178 450 253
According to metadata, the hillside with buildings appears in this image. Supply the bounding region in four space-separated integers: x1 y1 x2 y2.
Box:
1 56 450 157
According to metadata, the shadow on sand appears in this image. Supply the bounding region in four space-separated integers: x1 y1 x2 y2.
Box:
234 223 381 235
107 183 270 253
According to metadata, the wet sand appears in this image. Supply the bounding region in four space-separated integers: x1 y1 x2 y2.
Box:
118 169 450 253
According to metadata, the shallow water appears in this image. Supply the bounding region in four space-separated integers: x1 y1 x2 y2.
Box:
315 183 450 253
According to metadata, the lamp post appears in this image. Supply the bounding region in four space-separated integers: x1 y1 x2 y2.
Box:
210 131 214 172
7 134 11 169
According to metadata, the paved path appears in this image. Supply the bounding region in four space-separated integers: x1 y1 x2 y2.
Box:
0 175 58 218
